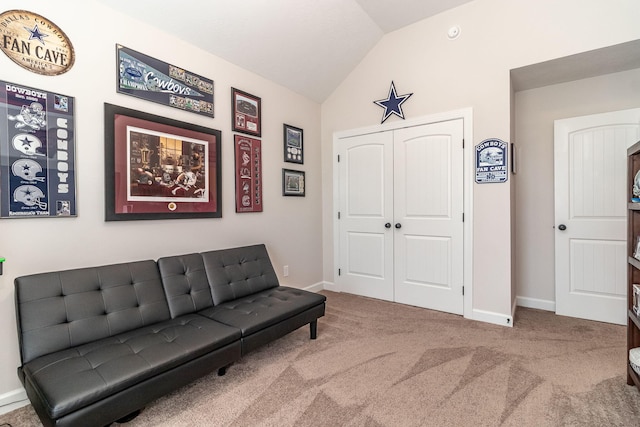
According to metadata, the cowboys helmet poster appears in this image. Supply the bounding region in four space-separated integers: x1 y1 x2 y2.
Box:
0 81 76 218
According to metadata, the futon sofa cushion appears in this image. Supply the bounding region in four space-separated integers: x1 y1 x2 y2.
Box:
15 260 171 364
199 286 326 336
157 253 214 318
201 244 279 305
21 314 240 420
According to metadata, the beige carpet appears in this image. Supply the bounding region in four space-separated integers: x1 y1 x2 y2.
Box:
2 291 640 426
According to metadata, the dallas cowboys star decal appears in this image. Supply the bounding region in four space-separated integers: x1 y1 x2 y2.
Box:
24 24 48 45
373 81 413 124
20 136 34 147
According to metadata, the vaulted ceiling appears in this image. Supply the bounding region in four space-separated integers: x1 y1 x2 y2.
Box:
96 0 475 103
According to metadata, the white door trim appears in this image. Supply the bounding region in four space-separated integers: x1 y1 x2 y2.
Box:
332 108 474 320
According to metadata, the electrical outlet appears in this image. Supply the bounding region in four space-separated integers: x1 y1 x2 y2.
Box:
283 265 289 277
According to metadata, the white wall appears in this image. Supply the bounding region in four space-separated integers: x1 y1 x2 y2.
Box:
515 68 640 310
0 0 322 401
3 0 640 411
321 0 640 321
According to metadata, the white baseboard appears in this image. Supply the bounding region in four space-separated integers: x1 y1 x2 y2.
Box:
472 308 513 327
302 282 325 293
318 285 515 328
321 281 339 292
0 388 28 415
308 283 514 328
516 296 555 312
280 281 324 292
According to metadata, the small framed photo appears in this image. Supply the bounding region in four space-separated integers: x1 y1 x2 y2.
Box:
231 88 261 137
282 169 305 197
633 284 640 316
635 236 640 261
283 124 303 164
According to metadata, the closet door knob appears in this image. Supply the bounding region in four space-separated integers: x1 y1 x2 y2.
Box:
558 224 567 231
385 223 391 229
395 223 402 229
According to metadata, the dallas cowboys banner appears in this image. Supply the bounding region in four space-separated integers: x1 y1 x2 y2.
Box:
117 45 214 117
0 81 76 218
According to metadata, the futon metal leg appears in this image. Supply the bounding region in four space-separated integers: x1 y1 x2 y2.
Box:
218 366 227 376
115 408 142 423
310 320 318 339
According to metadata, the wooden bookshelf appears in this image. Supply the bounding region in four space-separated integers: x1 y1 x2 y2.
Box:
627 140 640 390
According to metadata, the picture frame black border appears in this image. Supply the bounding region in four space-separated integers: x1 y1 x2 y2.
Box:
231 87 262 137
282 168 305 197
283 123 304 164
104 103 222 221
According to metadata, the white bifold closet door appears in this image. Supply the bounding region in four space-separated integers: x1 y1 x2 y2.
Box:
337 119 464 315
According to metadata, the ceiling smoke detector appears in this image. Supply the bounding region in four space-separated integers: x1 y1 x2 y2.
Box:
447 25 461 40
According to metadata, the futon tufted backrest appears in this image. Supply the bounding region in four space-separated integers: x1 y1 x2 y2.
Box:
201 244 279 305
157 253 213 318
14 260 170 364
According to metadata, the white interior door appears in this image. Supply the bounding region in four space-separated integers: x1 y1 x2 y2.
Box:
554 109 640 325
393 120 464 314
337 131 394 301
337 119 464 314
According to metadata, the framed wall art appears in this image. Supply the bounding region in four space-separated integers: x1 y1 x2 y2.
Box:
234 135 262 213
117 45 214 117
0 81 77 218
104 103 222 221
282 169 305 197
283 123 303 164
231 88 261 137
0 10 75 76
475 138 508 184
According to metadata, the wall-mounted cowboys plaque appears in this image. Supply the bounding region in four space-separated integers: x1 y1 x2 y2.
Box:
0 10 75 76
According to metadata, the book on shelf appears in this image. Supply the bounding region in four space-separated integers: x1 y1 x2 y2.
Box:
634 284 640 316
630 347 640 376
633 170 640 202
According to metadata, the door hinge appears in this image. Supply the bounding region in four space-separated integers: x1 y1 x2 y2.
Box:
462 286 464 296
338 211 341 219
462 212 464 222
337 154 340 162
462 138 465 149
338 268 341 276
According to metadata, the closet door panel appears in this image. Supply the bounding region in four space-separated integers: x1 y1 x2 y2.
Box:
394 120 464 314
